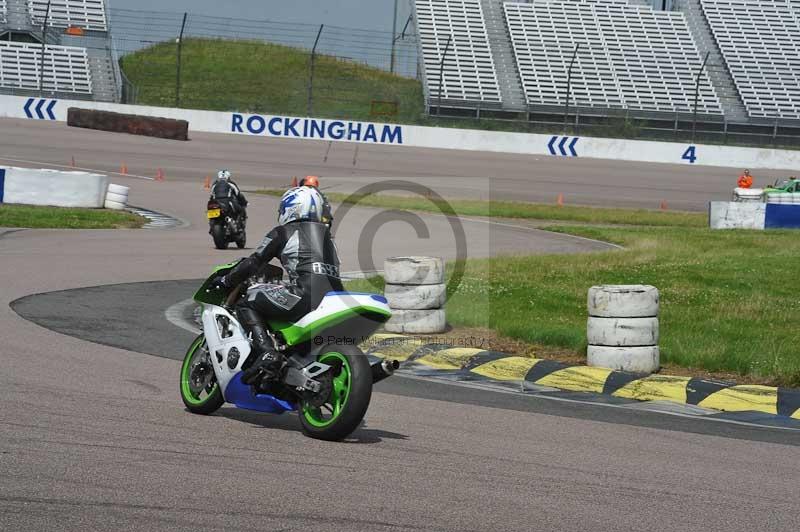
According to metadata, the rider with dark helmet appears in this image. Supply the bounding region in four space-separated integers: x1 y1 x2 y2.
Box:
213 186 342 389
210 169 248 219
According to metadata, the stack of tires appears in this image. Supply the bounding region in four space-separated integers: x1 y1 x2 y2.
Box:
586 285 659 374
383 256 447 334
104 184 130 210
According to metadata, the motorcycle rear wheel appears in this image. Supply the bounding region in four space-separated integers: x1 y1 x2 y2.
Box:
211 224 227 250
180 334 224 415
299 345 372 441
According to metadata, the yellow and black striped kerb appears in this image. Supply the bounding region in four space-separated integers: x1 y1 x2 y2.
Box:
364 334 800 419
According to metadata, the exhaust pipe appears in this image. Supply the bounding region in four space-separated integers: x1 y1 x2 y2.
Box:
371 358 400 384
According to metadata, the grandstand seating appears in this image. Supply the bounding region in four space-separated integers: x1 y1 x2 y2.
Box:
592 2 722 114
503 1 722 114
504 2 624 110
0 1 6 25
0 41 92 94
415 0 502 105
701 0 800 120
28 0 107 32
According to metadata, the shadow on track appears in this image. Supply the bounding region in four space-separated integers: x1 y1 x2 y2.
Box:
214 407 409 444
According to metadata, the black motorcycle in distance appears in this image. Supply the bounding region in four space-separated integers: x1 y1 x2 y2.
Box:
207 199 246 250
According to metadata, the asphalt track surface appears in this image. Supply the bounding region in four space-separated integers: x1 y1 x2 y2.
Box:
1 123 799 531
0 119 792 210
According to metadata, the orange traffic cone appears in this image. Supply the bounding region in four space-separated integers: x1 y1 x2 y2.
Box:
203 175 211 190
660 200 668 211
70 155 76 168
291 176 298 187
156 168 165 181
557 193 564 207
120 162 128 175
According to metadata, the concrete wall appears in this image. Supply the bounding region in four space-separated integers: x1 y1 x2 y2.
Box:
709 202 766 230
0 166 109 208
3 94 800 171
709 201 800 230
765 204 800 229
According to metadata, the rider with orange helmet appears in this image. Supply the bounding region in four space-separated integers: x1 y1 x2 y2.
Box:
299 175 332 226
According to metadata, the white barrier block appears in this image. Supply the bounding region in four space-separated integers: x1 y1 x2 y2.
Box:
709 201 766 230
2 166 108 208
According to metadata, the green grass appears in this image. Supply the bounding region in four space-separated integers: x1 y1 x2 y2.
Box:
254 189 705 227
121 38 424 123
348 226 800 386
0 204 145 229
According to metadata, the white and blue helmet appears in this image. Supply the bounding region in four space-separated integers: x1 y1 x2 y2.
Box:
217 169 231 180
278 186 324 225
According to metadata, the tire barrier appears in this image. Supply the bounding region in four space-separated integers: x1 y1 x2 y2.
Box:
104 183 129 210
384 256 446 334
104 199 126 210
765 193 800 205
587 317 659 347
67 107 189 141
105 184 129 210
384 256 445 285
587 285 660 374
364 333 800 421
383 283 446 310
0 166 108 208
587 284 659 318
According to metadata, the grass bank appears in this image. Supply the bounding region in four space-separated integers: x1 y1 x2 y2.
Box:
254 190 705 227
0 205 145 229
121 38 424 123
349 226 800 387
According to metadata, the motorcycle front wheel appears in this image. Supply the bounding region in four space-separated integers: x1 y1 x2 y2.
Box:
180 334 224 415
299 344 372 441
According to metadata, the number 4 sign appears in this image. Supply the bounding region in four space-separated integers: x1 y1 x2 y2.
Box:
682 146 697 164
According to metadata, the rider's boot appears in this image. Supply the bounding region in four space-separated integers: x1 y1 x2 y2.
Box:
237 308 284 387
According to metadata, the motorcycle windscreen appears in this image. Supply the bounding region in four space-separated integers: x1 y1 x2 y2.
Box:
193 261 242 305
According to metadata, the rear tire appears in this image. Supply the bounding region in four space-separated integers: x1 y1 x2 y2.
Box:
211 224 227 249
299 345 372 441
236 232 246 249
180 335 224 415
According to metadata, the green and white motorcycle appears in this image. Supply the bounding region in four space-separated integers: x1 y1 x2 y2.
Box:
179 261 397 441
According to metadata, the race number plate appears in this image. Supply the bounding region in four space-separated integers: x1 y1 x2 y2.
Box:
207 209 221 219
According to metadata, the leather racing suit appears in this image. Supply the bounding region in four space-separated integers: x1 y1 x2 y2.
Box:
221 220 343 379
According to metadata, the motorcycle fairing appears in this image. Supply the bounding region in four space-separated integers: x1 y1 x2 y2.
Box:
268 292 391 346
200 304 252 397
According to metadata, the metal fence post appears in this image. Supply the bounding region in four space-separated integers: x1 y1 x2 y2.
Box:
38 0 52 94
175 12 188 108
692 51 710 143
307 24 324 116
436 34 453 117
773 115 779 146
390 0 399 74
563 44 580 134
